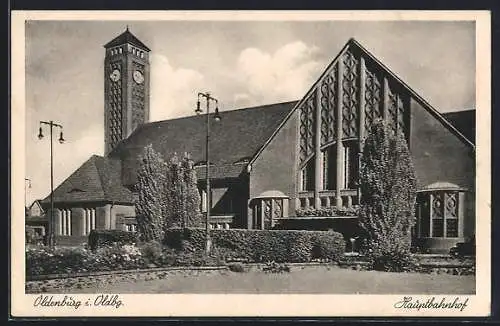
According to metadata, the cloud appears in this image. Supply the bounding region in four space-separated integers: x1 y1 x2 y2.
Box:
149 54 205 121
26 123 103 205
236 41 322 105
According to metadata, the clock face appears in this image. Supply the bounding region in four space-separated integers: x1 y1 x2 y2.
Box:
133 70 144 84
110 69 121 82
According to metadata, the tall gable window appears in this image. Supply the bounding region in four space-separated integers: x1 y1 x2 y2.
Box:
341 140 359 190
300 159 315 191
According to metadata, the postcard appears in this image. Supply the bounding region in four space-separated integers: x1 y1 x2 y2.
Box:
11 10 491 317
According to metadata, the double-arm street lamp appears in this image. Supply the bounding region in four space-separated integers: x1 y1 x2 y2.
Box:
38 120 65 248
195 92 221 255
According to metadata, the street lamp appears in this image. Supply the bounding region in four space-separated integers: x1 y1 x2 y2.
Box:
196 92 221 255
38 121 65 248
24 178 31 217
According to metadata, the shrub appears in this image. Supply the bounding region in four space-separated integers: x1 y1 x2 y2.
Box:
26 229 44 245
173 250 224 267
138 240 163 265
288 232 313 263
227 262 247 273
88 229 138 251
26 244 145 277
262 261 291 273
311 231 346 262
164 228 346 263
369 250 418 273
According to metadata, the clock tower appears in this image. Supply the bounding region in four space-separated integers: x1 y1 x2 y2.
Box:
104 27 151 155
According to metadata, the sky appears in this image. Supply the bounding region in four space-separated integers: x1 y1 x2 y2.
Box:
24 19 476 206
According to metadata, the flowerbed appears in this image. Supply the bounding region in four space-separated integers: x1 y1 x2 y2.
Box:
26 244 143 277
26 242 227 278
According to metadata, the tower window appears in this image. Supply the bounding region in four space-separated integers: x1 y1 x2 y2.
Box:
119 47 122 54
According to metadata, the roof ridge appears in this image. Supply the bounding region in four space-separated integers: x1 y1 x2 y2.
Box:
87 155 106 196
143 100 299 127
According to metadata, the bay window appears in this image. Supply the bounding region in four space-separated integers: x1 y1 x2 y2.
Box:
417 189 463 239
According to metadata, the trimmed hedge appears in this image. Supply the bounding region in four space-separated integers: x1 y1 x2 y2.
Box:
164 228 346 263
88 229 138 251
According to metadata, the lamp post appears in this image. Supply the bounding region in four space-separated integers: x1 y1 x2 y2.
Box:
195 92 221 255
38 121 65 248
24 178 31 217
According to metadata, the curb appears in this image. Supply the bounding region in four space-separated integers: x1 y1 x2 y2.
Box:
27 265 228 282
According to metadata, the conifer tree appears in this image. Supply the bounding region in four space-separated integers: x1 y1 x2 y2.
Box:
359 119 417 270
181 154 202 227
164 153 183 229
135 144 166 242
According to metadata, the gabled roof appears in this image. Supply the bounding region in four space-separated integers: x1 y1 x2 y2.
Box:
442 109 476 144
41 155 135 205
110 101 297 171
29 200 43 212
104 28 151 51
249 38 475 166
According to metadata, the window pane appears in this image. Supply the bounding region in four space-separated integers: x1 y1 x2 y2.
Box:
348 144 359 189
432 219 444 237
418 194 430 237
446 219 458 238
326 146 337 190
303 159 315 191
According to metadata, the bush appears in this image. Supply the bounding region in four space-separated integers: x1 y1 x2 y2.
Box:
26 229 44 245
138 240 163 265
173 250 224 267
88 229 138 251
164 228 346 263
262 261 291 273
368 250 417 273
26 243 146 277
227 262 247 273
311 231 346 262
